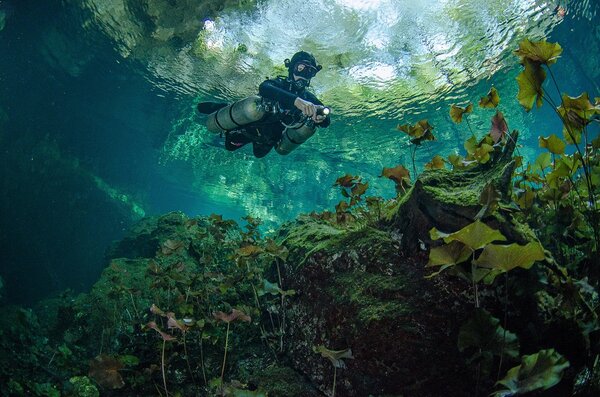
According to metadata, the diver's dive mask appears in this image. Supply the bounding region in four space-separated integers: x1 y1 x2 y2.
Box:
293 62 320 79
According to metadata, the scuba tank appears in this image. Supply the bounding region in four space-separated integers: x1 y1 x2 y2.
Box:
275 106 329 155
275 120 317 155
206 95 266 134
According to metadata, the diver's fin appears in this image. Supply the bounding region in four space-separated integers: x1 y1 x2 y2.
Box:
197 101 228 114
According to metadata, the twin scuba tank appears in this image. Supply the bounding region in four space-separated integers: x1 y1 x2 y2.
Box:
205 95 324 155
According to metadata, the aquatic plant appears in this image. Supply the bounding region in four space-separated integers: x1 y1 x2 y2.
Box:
333 174 369 224
313 345 354 397
492 349 569 397
87 354 125 390
213 308 251 392
512 39 599 269
147 306 178 397
397 119 436 176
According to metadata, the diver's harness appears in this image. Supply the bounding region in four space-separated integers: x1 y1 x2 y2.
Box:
228 96 324 146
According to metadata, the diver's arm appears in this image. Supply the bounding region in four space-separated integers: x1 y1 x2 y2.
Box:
259 80 298 110
306 94 331 128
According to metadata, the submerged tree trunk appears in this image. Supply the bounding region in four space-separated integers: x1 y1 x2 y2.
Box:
386 130 528 252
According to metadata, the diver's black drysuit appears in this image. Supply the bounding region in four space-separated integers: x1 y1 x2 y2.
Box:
223 76 331 158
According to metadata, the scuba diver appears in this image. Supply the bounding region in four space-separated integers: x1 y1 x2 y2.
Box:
197 51 331 158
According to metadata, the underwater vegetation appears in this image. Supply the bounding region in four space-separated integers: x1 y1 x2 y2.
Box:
1 38 599 396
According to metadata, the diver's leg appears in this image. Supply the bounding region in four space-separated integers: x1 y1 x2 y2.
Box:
225 130 251 151
252 142 273 158
197 102 228 114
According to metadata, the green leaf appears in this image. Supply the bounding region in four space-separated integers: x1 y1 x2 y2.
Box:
532 152 552 172
517 190 536 210
314 345 354 368
450 103 473 123
464 135 478 155
479 87 500 108
440 220 507 250
257 279 281 296
514 39 563 65
539 134 566 154
558 93 595 144
494 349 569 397
474 242 546 271
516 59 546 112
427 240 472 268
474 143 494 164
458 309 519 361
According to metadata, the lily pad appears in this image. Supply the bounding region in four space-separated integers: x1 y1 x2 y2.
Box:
514 39 563 65
490 111 508 143
427 240 472 268
431 220 507 250
539 134 566 154
479 87 500 108
458 309 519 362
516 59 546 112
493 349 569 397
425 155 446 170
450 103 473 123
474 241 546 271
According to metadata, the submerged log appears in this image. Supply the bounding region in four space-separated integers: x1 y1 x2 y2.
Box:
387 130 528 252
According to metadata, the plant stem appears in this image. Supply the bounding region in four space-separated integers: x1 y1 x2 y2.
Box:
276 259 286 353
411 145 417 179
183 332 197 388
198 332 208 386
497 273 509 382
332 366 337 397
220 322 231 390
161 339 169 397
465 116 474 137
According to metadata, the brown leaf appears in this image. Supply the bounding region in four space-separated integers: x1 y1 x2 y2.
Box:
146 321 177 341
450 103 473 123
213 309 251 324
490 111 508 143
238 244 263 257
334 174 358 188
88 354 125 389
351 182 369 196
380 165 411 192
167 312 190 332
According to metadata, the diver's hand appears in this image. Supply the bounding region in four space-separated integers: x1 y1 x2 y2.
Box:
294 97 317 119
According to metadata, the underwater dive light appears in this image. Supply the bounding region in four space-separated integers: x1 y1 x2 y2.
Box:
318 107 331 116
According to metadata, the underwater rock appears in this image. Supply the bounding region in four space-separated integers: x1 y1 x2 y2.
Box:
278 217 473 396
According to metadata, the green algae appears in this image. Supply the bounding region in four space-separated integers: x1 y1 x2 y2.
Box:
249 364 319 397
282 216 395 266
69 376 99 397
329 271 414 325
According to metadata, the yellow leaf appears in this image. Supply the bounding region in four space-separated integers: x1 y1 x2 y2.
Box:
516 59 546 112
442 220 507 251
474 242 546 271
425 155 446 170
479 87 500 108
450 103 473 123
427 241 472 267
514 39 563 65
538 134 566 154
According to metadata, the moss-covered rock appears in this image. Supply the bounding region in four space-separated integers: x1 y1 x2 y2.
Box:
279 217 473 396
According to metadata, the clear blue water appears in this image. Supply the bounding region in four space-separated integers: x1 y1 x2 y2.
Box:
0 0 598 304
